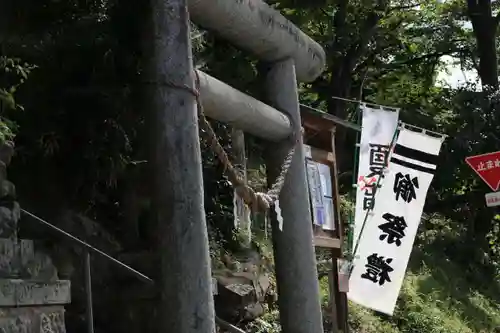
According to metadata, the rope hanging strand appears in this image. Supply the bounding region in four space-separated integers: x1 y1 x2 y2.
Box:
331 96 400 112
192 70 297 213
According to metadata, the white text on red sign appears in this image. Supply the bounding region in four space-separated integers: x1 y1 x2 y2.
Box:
477 159 500 171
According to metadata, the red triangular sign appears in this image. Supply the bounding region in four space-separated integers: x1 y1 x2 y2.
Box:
465 151 500 191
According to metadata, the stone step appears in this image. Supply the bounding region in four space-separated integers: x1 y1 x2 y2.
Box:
0 306 66 333
0 238 34 277
0 279 70 307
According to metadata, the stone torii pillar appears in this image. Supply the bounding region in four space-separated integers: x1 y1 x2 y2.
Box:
144 0 215 332
265 59 324 333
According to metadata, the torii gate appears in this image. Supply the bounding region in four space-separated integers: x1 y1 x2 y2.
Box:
142 0 346 332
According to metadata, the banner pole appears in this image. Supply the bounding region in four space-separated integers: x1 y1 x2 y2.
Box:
348 105 363 255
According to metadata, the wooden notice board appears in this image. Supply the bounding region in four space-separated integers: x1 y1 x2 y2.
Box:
301 110 344 252
301 107 348 333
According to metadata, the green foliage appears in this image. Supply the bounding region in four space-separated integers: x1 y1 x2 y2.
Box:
486 214 500 276
0 56 35 141
247 311 281 333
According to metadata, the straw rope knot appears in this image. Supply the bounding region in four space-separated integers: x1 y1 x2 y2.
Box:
234 184 273 212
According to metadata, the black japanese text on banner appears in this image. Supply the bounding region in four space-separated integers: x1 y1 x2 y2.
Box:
354 104 400 244
348 128 444 315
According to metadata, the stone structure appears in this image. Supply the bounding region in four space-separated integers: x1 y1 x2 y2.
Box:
213 250 273 323
0 141 70 333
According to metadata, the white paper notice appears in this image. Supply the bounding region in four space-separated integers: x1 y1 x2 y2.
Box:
306 160 324 226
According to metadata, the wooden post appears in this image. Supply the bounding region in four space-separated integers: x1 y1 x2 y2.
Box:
144 0 215 332
265 58 324 333
231 128 247 185
331 130 349 333
232 128 252 246
328 269 339 333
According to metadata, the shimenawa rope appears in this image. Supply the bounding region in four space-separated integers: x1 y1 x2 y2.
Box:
193 71 297 213
154 71 297 213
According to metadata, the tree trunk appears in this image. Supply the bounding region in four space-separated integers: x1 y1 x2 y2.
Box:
326 1 387 172
467 0 499 89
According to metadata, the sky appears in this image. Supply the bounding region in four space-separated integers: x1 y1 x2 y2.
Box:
433 18 480 90
435 55 479 89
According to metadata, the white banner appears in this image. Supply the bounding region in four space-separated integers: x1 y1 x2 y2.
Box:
354 105 400 244
348 128 444 315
